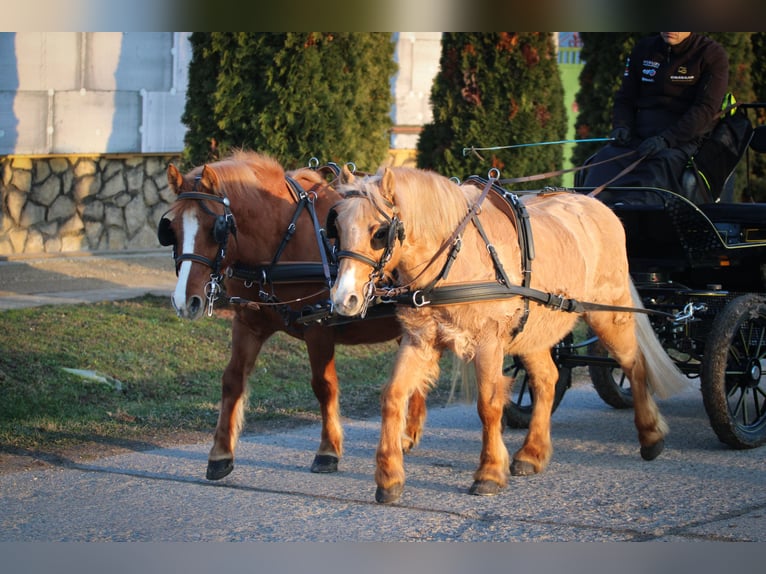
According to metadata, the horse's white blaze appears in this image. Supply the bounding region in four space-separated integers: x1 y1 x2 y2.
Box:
332 261 368 316
172 210 200 314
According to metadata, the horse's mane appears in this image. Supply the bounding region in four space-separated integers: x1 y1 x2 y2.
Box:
197 151 288 203
346 167 479 245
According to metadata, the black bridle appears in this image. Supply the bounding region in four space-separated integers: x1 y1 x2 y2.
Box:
157 176 237 315
326 189 405 316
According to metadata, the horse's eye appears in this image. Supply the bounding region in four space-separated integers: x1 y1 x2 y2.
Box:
371 226 389 250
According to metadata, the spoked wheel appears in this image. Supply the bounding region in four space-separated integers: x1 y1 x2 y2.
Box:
502 336 572 429
702 294 766 449
587 334 633 409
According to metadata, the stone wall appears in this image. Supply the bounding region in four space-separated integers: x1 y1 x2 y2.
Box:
1 154 179 256
0 149 417 258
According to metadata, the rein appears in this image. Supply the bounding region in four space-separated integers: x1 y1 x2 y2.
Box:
342 171 674 324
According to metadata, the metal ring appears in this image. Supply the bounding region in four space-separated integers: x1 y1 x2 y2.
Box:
308 157 320 169
487 167 501 179
345 161 357 173
412 290 431 308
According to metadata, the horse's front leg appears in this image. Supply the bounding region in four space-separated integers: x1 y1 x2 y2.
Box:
510 349 557 476
470 342 511 495
375 335 440 503
207 314 269 480
304 327 343 473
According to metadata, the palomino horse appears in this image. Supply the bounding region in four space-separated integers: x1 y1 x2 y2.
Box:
329 167 689 503
158 151 425 481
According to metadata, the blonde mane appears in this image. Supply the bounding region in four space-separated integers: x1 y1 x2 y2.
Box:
343 167 480 246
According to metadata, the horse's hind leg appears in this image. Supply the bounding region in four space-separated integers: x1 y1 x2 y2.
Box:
402 389 427 453
207 314 267 480
510 349 558 476
304 328 343 473
585 311 668 459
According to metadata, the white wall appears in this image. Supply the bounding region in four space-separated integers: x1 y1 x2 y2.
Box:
0 32 440 156
0 32 191 155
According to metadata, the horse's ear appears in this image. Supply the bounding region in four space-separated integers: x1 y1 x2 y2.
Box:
380 167 396 205
200 165 220 193
167 164 183 194
340 164 355 184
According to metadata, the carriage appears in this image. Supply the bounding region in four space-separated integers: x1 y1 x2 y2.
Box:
504 104 766 451
158 104 766 503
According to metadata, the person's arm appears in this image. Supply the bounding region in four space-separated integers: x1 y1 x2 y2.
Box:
612 45 642 133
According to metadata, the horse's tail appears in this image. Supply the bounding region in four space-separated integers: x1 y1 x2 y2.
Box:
631 280 692 399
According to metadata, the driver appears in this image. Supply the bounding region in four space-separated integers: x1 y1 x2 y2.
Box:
583 32 729 199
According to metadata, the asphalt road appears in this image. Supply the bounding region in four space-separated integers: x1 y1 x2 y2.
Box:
1 249 765 542
1 382 765 542
0 249 177 310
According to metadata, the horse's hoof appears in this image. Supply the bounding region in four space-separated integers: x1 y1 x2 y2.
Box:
469 480 504 496
311 454 339 473
510 459 538 476
640 439 665 461
206 458 234 480
375 483 405 504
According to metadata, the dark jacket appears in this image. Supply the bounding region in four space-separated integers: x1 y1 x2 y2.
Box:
613 33 729 154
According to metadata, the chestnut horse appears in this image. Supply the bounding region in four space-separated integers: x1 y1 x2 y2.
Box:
329 167 689 503
158 151 426 481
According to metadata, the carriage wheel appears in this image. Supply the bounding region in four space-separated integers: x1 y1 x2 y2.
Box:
502 337 572 430
701 294 766 449
587 334 634 409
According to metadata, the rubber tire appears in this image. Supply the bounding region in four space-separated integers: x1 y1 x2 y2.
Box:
701 293 766 449
502 352 571 430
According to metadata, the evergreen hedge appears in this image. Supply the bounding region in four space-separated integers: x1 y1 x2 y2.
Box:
182 33 396 171
416 33 567 188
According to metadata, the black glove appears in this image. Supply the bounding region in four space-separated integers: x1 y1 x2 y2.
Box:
638 135 668 157
610 127 631 146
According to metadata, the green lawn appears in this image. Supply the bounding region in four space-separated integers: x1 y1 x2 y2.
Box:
0 295 458 459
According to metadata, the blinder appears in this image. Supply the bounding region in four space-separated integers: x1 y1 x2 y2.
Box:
326 207 405 252
157 216 175 246
372 217 405 251
325 207 339 241
213 212 237 245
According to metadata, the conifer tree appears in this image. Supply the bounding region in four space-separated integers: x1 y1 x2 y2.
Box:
181 33 222 167
416 33 567 188
182 33 396 171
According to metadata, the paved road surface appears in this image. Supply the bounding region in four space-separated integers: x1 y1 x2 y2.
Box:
1 249 765 542
0 249 177 310
1 383 765 542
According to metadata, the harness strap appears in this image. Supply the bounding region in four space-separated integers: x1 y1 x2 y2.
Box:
176 253 219 270
389 176 499 294
228 262 337 284
389 281 674 320
257 175 335 290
